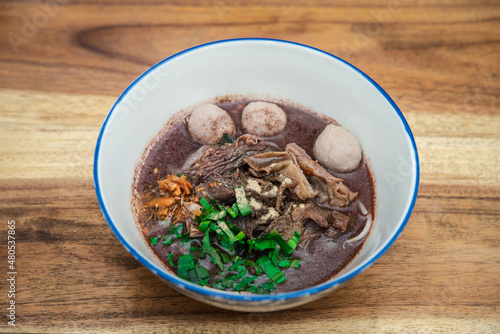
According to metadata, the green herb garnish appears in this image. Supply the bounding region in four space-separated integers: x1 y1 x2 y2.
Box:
167 253 177 268
257 255 286 284
160 197 301 293
227 202 239 218
219 132 234 146
177 254 195 280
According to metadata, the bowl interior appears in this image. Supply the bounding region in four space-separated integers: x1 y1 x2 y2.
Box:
95 39 418 301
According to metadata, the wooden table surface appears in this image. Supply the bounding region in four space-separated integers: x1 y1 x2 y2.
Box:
1 0 499 333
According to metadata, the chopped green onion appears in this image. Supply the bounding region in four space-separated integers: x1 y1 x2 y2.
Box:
227 207 237 219
198 220 211 232
270 248 279 266
180 232 191 243
233 231 246 242
286 231 301 251
220 251 230 264
257 255 286 284
247 239 254 253
219 240 235 254
216 276 237 289
149 237 158 245
177 254 195 280
217 221 236 242
195 266 210 279
261 282 275 291
219 132 234 146
204 244 224 270
187 269 198 283
169 224 184 238
234 186 252 216
289 259 300 268
207 209 226 221
243 259 263 275
260 231 301 255
234 276 258 291
167 254 176 269
253 239 276 250
229 256 245 271
235 267 248 279
200 197 212 213
189 245 205 258
198 278 210 286
202 230 224 270
278 260 290 267
227 202 239 218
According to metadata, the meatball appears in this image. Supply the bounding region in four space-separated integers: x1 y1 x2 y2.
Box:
313 124 362 173
241 101 287 137
187 104 236 145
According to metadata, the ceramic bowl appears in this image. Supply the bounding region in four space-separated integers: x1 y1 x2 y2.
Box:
94 38 419 312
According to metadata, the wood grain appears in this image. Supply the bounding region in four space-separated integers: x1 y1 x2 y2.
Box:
0 0 499 333
0 179 498 332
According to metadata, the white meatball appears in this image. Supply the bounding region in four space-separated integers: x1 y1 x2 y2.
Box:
313 124 362 173
188 104 235 145
241 101 287 137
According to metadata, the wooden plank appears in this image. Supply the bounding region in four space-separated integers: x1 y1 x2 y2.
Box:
0 0 499 332
0 179 498 332
1 90 499 182
0 2 498 108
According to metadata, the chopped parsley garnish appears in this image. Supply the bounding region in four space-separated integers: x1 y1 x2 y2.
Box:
219 132 234 146
158 197 301 293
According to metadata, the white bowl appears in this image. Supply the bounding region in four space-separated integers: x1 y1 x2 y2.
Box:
94 39 419 312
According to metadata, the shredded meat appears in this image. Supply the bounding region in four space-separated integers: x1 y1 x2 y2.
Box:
180 134 278 184
244 142 357 210
286 143 358 207
290 202 352 231
291 203 330 228
298 222 323 248
244 151 317 211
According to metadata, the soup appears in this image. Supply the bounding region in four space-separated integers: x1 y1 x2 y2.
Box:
134 99 375 293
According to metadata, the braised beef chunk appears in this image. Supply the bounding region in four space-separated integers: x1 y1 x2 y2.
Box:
291 203 330 228
289 202 352 232
180 134 278 184
195 171 238 202
286 143 358 207
298 222 323 248
244 151 317 211
329 211 351 232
